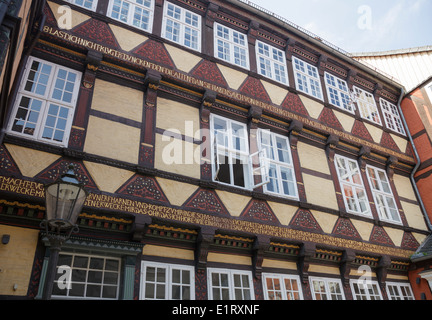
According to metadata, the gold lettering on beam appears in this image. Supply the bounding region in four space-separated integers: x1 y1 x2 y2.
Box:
0 174 416 259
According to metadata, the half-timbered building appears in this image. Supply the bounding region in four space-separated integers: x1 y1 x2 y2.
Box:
0 0 429 300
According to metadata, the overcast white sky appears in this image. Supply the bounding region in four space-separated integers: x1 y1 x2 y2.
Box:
248 0 432 53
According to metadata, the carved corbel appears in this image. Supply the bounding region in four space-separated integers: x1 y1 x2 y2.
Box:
248 20 260 45
248 105 262 131
358 146 371 171
318 54 328 76
373 83 383 97
377 255 391 286
201 90 217 123
205 3 219 27
82 50 102 89
288 120 303 148
252 235 270 279
297 242 316 284
340 249 356 287
195 226 216 271
347 69 357 86
386 156 398 181
285 38 296 62
144 70 162 108
131 214 152 242
325 134 339 162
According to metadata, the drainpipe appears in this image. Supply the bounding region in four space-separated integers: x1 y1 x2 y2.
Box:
397 88 432 232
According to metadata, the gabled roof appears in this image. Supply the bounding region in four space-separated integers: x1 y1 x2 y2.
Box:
411 234 432 262
351 46 432 92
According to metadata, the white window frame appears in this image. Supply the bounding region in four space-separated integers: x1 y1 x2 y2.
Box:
292 56 323 100
309 277 345 300
324 72 354 113
334 155 371 217
214 23 249 70
7 56 81 147
210 114 252 190
379 98 406 135
262 273 303 300
207 268 254 300
140 261 195 300
256 40 288 85
162 2 201 52
386 282 415 300
366 165 402 225
107 0 155 33
350 279 383 300
353 86 382 125
257 129 298 199
51 252 121 300
64 0 98 11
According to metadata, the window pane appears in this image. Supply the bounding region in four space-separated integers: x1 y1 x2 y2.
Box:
182 270 190 284
172 285 181 300
72 269 86 282
86 284 101 298
156 284 165 299
275 137 290 163
146 283 155 299
104 272 118 285
102 286 117 299
105 259 119 271
88 271 103 283
73 256 88 268
146 267 155 282
89 257 104 270
69 283 85 297
157 268 166 282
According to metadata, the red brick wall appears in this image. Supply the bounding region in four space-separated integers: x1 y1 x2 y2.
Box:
409 268 432 300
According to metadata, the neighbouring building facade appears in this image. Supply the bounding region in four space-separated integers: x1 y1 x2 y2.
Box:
0 0 430 300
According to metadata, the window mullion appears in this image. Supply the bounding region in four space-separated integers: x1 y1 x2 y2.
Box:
166 265 171 300
35 100 49 142
127 2 134 25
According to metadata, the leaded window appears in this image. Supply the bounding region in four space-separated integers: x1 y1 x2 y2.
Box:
379 98 405 135
211 114 251 189
310 277 345 300
207 268 254 300
293 56 323 100
386 282 415 300
334 155 371 217
350 280 383 300
162 2 201 51
324 72 353 113
353 86 382 125
262 274 303 300
256 41 288 84
108 0 154 32
140 262 195 300
214 23 249 69
366 165 401 224
8 57 81 146
258 129 297 199
52 253 121 299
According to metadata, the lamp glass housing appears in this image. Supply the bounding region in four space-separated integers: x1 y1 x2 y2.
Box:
44 170 87 230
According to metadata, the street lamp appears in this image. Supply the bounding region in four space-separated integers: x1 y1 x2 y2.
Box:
41 165 88 300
